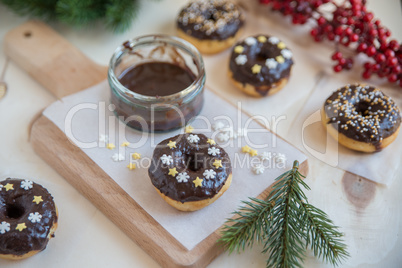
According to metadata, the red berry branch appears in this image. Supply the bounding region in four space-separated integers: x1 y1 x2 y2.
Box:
259 0 402 87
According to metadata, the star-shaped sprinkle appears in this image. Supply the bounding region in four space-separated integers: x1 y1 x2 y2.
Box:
4 183 13 191
193 177 203 187
249 149 258 157
112 153 125 162
28 212 42 223
207 139 216 145
168 168 179 177
242 145 251 153
251 64 262 74
187 134 200 143
203 169 216 180
127 163 136 170
121 142 130 147
265 58 278 69
258 36 267 43
234 45 244 53
131 153 141 160
167 140 177 149
268 36 279 44
235 54 247 65
33 196 43 204
253 164 265 175
106 143 116 150
277 42 286 49
15 223 27 232
176 172 190 183
185 125 194 133
213 159 223 169
0 221 10 234
99 134 108 143
245 37 257 46
276 56 285 63
281 49 293 59
21 180 33 190
160 154 173 165
208 147 220 156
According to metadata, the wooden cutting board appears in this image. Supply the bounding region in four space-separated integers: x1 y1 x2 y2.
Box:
4 20 309 268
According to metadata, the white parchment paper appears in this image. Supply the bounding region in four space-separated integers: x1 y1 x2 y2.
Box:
43 81 307 250
287 75 402 186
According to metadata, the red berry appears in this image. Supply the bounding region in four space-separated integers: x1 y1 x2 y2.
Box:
317 17 326 25
347 17 355 25
369 29 377 36
362 70 371 79
332 51 343 60
388 74 398 83
366 46 377 56
384 49 395 58
338 58 346 65
333 65 343 72
350 34 359 42
363 13 374 22
392 65 401 74
388 40 400 50
311 28 319 37
364 62 371 70
371 64 380 72
344 27 353 36
335 26 343 36
375 53 386 63
387 57 398 66
357 43 368 52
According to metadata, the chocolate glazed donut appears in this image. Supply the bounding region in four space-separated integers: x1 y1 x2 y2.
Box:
229 35 294 97
0 178 58 260
148 133 232 211
321 84 401 152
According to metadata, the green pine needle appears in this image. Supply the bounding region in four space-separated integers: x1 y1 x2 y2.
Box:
219 160 349 268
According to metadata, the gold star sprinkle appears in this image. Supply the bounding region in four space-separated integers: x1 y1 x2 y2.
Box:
276 56 285 63
213 159 223 169
251 64 262 74
258 36 267 43
121 142 130 147
168 168 179 177
241 145 251 153
234 45 244 54
33 196 43 204
131 153 141 160
193 177 203 187
16 223 27 232
106 143 115 150
207 139 216 145
4 183 13 191
277 42 286 49
249 149 258 157
127 163 136 170
185 125 194 133
167 140 177 149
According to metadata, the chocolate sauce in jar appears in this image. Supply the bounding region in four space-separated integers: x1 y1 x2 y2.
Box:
119 62 196 97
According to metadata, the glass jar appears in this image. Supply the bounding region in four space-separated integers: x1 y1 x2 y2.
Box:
108 35 205 132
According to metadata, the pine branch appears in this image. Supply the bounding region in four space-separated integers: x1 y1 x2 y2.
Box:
218 197 273 254
56 0 107 27
104 0 140 33
1 0 57 20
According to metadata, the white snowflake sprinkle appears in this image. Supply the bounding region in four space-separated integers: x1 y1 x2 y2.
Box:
237 128 248 137
203 169 216 179
281 49 293 59
187 134 200 143
176 172 190 183
20 180 33 190
208 147 221 156
0 185 3 192
235 54 248 65
160 154 173 165
99 134 108 143
28 212 42 223
253 164 265 175
217 132 230 142
112 153 125 162
220 127 237 139
245 37 257 46
268 36 280 44
0 221 10 234
274 153 287 164
265 58 278 69
259 152 272 161
212 121 225 131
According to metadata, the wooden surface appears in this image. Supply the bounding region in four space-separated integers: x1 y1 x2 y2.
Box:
4 20 308 267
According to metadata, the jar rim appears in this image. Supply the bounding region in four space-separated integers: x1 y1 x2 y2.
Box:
108 34 205 104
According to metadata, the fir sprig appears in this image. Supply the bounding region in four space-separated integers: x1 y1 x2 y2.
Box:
0 0 141 33
219 161 349 268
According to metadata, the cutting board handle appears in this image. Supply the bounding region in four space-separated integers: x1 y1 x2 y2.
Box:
4 20 107 98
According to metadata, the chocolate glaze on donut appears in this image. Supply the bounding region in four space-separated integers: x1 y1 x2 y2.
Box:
324 84 401 150
177 0 244 41
149 133 232 203
229 35 294 95
0 178 57 256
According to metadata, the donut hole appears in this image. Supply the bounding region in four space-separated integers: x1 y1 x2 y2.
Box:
5 203 25 219
184 153 204 172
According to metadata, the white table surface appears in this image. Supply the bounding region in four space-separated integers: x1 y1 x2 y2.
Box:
0 0 401 267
